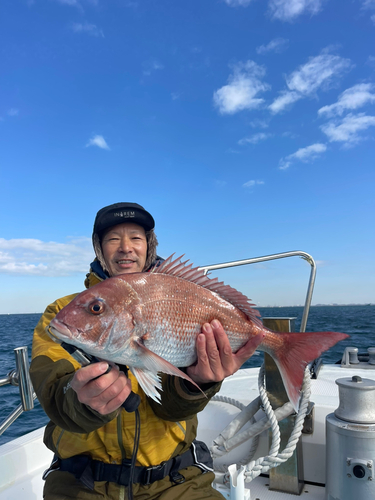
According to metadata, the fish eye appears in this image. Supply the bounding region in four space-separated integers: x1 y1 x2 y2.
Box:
88 300 105 315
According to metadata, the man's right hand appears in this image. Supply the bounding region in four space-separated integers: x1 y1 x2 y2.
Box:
70 362 132 415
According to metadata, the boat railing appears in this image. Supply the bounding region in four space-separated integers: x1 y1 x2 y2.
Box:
199 250 316 332
0 346 36 436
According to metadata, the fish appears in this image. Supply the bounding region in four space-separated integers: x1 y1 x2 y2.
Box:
47 254 349 409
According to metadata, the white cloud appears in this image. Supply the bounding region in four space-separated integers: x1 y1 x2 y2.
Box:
0 238 94 276
224 0 254 6
142 59 164 76
243 179 265 188
7 108 19 116
269 0 323 22
279 143 327 170
70 22 104 37
269 51 352 114
85 135 110 150
286 52 352 95
269 91 302 114
256 38 289 55
213 61 270 115
238 132 271 145
321 113 375 145
318 83 375 117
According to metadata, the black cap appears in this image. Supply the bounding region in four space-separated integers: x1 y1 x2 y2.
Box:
93 202 155 238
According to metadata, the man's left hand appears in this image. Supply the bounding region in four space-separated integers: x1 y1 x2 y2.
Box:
187 320 264 385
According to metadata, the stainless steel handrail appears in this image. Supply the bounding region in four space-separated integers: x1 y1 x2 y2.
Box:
199 250 316 333
0 346 36 436
14 347 35 410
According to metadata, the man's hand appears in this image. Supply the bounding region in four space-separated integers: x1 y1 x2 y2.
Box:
70 362 132 415
187 320 264 385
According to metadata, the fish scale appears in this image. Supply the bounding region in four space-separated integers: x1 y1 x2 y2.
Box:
48 254 349 408
130 274 257 367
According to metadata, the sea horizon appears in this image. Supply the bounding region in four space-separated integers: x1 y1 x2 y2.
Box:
1 303 374 316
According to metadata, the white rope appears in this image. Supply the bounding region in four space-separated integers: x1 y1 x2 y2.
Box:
214 364 311 484
211 363 311 485
243 364 311 482
210 395 260 473
211 395 246 412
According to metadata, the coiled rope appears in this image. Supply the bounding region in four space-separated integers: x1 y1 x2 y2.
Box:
210 364 311 483
209 396 260 473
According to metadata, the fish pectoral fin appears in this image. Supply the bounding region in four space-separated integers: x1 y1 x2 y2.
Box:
133 338 206 399
130 367 162 403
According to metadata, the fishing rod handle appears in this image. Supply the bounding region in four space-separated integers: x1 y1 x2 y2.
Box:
123 392 141 413
60 342 140 413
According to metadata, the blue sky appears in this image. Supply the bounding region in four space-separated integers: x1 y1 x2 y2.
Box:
1 0 374 314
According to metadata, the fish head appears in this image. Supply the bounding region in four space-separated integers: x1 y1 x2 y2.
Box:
48 276 141 359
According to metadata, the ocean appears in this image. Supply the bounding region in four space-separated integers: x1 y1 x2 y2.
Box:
0 305 374 446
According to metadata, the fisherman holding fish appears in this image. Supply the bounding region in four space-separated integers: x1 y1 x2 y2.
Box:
30 202 265 500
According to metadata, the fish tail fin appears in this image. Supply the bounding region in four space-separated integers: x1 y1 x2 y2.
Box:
265 331 348 410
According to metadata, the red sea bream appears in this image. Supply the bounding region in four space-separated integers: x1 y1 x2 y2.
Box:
48 255 349 409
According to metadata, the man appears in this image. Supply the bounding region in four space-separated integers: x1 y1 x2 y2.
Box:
30 202 262 500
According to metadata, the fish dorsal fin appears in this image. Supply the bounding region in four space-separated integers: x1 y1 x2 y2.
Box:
151 254 262 327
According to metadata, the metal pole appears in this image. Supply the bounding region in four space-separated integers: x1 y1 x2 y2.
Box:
0 394 37 436
14 346 34 411
199 250 316 333
0 346 36 436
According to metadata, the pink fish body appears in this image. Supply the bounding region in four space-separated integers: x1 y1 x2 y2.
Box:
48 255 348 409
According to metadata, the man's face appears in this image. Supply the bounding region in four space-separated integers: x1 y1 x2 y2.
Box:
101 222 147 276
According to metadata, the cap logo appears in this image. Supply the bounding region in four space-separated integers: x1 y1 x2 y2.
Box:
114 211 135 218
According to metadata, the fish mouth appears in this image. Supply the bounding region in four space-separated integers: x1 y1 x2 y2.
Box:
47 318 75 343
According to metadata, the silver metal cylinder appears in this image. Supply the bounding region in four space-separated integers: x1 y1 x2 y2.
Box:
325 376 375 500
334 376 375 424
14 346 34 411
